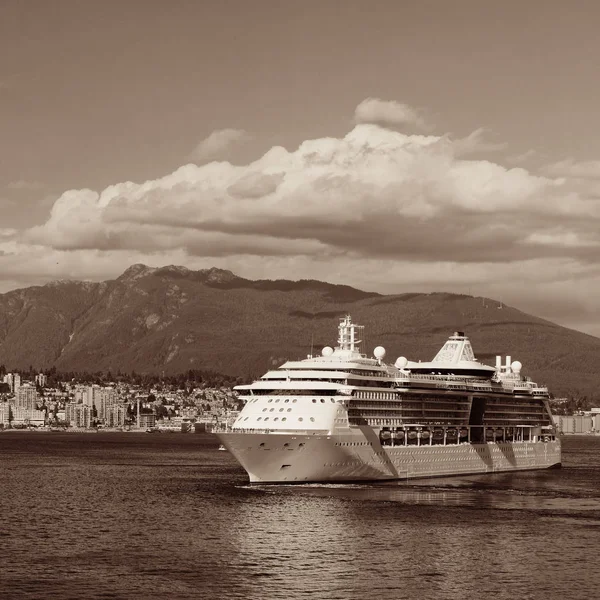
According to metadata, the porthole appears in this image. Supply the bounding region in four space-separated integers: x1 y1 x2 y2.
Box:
330 399 335 403
268 399 272 403
320 399 325 403
262 408 267 412
287 408 291 412
274 417 279 422
279 408 284 412
310 417 315 422
257 417 262 421
275 399 280 403
298 417 304 422
265 417 269 422
312 399 317 403
285 399 289 403
293 399 297 403
282 417 287 422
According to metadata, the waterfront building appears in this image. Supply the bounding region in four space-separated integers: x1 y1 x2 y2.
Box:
0 404 45 427
0 403 12 426
106 403 127 428
65 402 92 428
15 384 38 410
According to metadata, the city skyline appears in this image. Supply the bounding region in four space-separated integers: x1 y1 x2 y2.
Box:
2 1 600 335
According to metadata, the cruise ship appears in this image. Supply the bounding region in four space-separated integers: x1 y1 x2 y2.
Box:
215 316 560 483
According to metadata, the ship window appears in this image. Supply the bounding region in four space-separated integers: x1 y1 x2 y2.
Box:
268 399 272 403
287 408 291 412
310 417 315 422
275 399 280 403
293 399 297 403
298 417 304 422
244 417 249 421
331 399 335 403
262 408 267 412
270 408 274 412
279 408 284 412
312 399 317 403
282 418 287 422
257 417 262 421
285 399 289 403
320 399 325 403
264 417 269 421
274 417 279 422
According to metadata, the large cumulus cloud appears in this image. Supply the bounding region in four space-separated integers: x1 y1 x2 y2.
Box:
25 120 600 264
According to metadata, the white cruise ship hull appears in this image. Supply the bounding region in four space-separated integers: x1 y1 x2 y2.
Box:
216 430 561 484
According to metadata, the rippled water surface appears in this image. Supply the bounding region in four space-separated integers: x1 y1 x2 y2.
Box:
1 432 599 600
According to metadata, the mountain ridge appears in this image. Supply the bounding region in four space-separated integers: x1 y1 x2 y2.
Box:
0 264 597 399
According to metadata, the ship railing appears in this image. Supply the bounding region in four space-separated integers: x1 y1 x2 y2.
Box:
217 427 330 435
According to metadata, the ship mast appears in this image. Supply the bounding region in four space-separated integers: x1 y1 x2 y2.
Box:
337 315 363 353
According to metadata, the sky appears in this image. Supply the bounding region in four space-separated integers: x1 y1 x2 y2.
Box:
2 0 600 335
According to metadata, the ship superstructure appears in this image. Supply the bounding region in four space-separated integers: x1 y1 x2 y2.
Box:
216 316 560 483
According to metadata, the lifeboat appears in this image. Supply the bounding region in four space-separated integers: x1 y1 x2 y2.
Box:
421 430 430 440
380 430 392 440
459 428 468 438
392 430 405 440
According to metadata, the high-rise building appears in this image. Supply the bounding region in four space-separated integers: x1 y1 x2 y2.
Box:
3 373 21 394
35 373 47 388
65 403 92 428
16 384 37 410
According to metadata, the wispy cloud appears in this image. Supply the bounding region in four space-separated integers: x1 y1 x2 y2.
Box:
541 158 600 179
506 149 537 164
7 180 46 191
452 128 507 157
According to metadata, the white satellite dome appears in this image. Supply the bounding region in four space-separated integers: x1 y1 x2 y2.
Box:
395 356 408 369
373 346 386 360
322 346 334 357
511 360 522 373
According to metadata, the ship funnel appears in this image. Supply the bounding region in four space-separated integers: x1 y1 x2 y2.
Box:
495 356 502 370
505 356 511 370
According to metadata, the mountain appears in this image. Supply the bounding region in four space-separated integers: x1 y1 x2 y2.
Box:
0 263 598 398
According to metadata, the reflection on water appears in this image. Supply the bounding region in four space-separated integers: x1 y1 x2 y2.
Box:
1 433 598 600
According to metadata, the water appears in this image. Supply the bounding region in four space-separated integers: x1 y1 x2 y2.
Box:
1 432 599 600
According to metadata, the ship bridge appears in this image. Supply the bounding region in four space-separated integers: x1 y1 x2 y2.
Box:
405 331 496 377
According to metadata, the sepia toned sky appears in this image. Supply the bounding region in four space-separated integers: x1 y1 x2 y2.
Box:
2 0 600 335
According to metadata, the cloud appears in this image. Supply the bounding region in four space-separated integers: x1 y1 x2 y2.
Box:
7 180 46 191
541 158 600 179
452 128 508 157
189 128 250 162
506 149 537 164
25 121 600 267
354 98 430 130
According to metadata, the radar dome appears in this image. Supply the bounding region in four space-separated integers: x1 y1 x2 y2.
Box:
511 360 522 373
322 346 334 357
395 356 408 369
374 346 386 360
